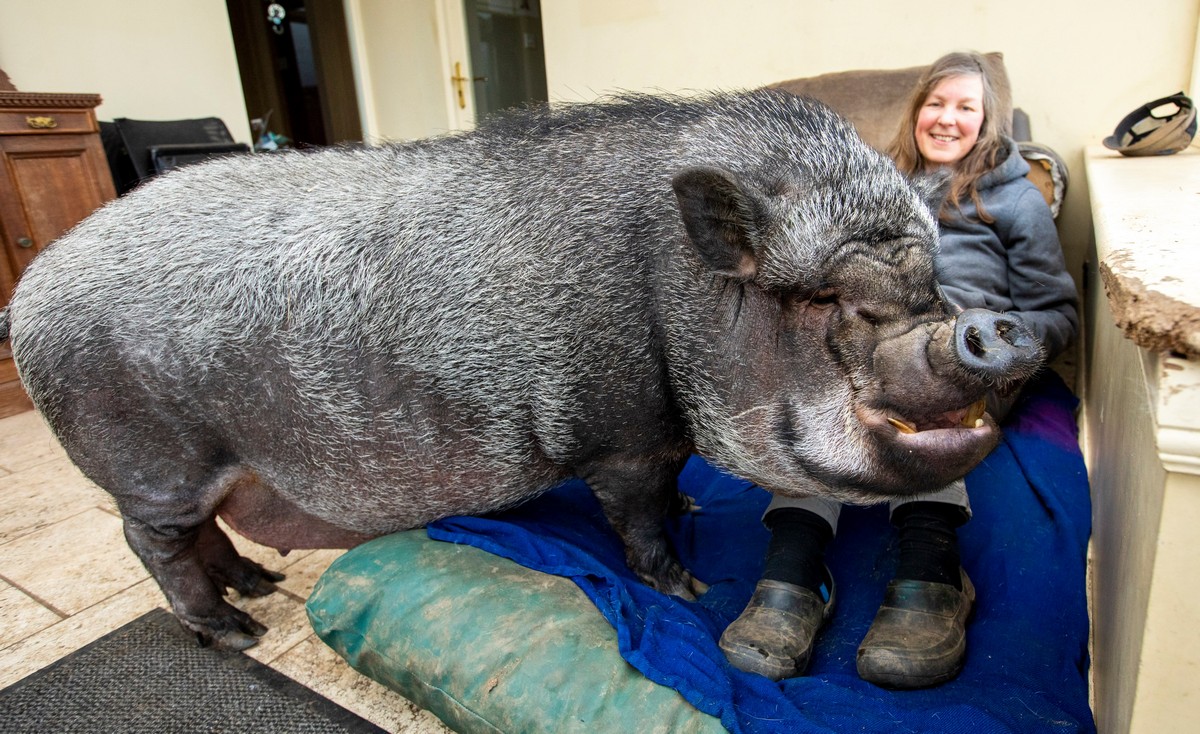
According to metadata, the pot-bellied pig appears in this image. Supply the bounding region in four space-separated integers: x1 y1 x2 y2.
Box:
1 89 1042 649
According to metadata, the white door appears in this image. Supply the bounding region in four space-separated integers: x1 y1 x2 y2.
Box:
438 0 549 131
347 0 547 141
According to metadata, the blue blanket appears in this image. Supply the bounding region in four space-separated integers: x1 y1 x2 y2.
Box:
428 373 1094 733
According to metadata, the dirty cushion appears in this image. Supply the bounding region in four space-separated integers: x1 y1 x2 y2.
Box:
308 372 1094 733
307 530 725 734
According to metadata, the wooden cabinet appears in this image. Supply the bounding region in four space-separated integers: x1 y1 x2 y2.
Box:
0 90 116 418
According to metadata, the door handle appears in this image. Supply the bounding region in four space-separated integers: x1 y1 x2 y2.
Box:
451 61 487 110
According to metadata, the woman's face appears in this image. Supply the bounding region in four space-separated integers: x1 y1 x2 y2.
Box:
915 73 985 169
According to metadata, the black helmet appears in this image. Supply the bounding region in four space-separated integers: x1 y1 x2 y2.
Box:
1103 93 1196 156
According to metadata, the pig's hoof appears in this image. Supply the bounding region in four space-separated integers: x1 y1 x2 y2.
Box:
646 567 709 601
209 629 260 651
668 491 703 515
240 569 285 598
183 603 269 651
672 572 710 601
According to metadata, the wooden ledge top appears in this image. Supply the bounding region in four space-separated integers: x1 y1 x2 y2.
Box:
1086 146 1200 358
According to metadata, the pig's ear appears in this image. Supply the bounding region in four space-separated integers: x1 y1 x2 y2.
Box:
672 166 764 281
910 169 952 217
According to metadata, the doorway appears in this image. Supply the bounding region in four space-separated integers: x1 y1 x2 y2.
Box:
225 0 362 147
461 0 548 123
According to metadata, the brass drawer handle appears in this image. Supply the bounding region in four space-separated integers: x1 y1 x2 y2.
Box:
26 115 57 129
17 237 34 248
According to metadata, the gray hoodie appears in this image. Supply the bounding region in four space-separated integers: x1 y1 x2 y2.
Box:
937 138 1079 362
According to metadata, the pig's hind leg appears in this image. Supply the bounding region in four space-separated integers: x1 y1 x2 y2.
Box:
115 463 284 650
29 346 284 648
581 455 708 599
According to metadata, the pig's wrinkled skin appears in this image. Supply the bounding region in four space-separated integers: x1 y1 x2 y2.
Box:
1 90 1041 649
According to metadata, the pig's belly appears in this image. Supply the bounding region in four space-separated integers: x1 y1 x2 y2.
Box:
217 457 569 551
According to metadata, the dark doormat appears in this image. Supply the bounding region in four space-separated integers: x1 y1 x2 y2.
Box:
0 607 386 733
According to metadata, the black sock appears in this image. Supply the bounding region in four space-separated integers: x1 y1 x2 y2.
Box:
892 501 968 590
760 508 834 594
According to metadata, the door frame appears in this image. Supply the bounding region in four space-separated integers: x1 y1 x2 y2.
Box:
226 0 363 144
436 0 478 132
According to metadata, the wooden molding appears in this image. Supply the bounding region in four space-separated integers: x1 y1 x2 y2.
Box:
0 91 103 110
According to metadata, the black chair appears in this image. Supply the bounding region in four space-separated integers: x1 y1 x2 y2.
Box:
101 117 251 195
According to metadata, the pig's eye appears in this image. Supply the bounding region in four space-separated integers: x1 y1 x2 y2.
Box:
783 288 838 313
857 309 882 326
809 290 839 308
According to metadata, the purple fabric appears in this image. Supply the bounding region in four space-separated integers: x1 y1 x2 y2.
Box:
429 372 1094 733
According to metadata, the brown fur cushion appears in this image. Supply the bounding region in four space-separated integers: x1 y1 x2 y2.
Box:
770 65 926 151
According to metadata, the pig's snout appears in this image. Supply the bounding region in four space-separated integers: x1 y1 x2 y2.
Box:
871 308 1044 423
953 309 1042 383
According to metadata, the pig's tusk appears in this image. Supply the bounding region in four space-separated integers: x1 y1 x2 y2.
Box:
961 399 987 428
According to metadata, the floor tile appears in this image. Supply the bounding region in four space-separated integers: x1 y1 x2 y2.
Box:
0 507 148 615
0 410 68 473
236 586 319 665
0 459 109 542
270 634 452 733
0 577 62 648
276 547 346 599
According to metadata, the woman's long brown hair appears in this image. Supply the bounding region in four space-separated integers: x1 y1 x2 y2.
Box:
886 51 1012 223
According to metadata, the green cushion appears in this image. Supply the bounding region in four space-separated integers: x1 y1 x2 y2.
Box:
306 530 724 734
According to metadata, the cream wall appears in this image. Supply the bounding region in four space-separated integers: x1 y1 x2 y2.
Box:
0 0 252 143
0 0 455 146
540 0 1200 316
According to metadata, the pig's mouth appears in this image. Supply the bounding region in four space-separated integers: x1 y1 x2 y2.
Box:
883 398 988 435
856 397 996 449
841 396 1000 495
772 395 1001 501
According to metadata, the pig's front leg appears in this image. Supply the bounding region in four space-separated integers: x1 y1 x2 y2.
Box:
579 454 708 599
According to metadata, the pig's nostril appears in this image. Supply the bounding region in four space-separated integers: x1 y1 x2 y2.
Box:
996 320 1016 345
964 326 985 357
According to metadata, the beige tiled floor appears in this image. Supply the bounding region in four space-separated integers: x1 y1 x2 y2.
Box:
0 408 450 733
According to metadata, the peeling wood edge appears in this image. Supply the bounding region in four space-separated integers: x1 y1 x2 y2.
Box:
1099 257 1200 358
